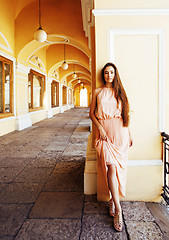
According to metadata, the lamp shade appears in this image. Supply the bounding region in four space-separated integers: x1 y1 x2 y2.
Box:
72 73 77 79
62 61 68 70
34 28 47 42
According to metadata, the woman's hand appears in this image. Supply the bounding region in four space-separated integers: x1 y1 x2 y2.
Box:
129 136 133 147
128 128 133 147
99 125 107 140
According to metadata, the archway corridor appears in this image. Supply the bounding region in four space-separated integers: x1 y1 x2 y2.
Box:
0 108 168 239
0 0 92 136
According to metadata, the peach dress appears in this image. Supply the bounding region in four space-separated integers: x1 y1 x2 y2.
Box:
95 87 129 197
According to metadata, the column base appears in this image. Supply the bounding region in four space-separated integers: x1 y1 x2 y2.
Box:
84 133 97 195
15 114 32 131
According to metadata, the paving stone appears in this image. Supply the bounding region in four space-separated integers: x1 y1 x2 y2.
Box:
44 142 67 151
74 126 90 132
15 219 81 240
0 235 14 239
43 172 83 192
69 136 88 144
28 157 57 168
57 131 72 137
14 167 53 183
0 204 32 236
37 150 62 159
21 144 44 151
2 150 40 158
126 221 163 240
1 143 24 151
0 183 8 192
52 135 70 142
0 157 32 168
84 201 108 214
80 226 127 240
0 168 23 183
72 132 90 137
0 154 6 161
82 214 113 228
29 192 83 218
63 143 87 156
59 155 85 162
146 202 169 240
84 194 97 202
63 125 76 131
53 161 84 173
81 214 127 237
68 120 80 124
122 201 155 221
0 183 43 203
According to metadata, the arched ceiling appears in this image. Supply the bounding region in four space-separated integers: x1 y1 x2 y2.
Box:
7 0 91 90
15 0 89 57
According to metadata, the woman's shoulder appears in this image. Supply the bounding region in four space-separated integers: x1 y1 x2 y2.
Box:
93 86 104 96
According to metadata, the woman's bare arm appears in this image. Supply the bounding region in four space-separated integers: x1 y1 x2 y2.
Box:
128 128 133 147
89 88 107 139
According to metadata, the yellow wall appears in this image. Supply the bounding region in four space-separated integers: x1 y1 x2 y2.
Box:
0 0 14 55
0 117 16 136
95 14 169 160
92 3 169 202
94 0 169 8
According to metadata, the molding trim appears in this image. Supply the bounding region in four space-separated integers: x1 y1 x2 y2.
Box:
16 62 29 74
109 28 165 132
46 109 53 119
128 159 162 166
15 114 32 131
0 50 15 62
92 9 169 16
0 32 13 53
0 116 15 122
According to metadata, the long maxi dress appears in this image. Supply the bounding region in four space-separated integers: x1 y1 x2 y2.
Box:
95 87 129 197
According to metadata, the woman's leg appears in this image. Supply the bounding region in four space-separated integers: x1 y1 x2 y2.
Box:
107 164 121 213
107 164 123 231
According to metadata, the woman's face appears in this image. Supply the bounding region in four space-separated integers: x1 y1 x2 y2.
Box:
104 66 115 83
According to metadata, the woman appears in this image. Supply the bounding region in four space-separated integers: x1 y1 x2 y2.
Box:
90 62 133 232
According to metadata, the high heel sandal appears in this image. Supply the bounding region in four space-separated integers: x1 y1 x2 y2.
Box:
114 211 123 232
109 198 115 217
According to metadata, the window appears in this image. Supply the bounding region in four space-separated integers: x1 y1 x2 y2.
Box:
68 89 72 105
51 81 59 107
80 88 88 107
28 70 45 110
62 86 67 105
0 56 13 117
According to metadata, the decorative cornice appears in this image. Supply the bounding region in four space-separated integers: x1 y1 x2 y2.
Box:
127 159 162 166
16 62 29 74
92 9 169 16
0 32 13 53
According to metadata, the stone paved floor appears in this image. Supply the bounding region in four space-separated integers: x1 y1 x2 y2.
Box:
0 107 169 240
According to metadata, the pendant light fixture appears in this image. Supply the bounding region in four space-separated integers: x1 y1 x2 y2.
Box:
62 44 68 70
34 0 47 42
72 64 77 78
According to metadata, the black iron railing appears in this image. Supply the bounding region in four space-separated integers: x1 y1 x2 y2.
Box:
161 132 169 204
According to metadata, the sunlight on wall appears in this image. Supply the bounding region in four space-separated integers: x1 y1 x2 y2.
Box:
80 88 87 107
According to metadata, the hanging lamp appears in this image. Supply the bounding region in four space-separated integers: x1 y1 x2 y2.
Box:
62 44 68 70
72 64 77 78
34 0 47 42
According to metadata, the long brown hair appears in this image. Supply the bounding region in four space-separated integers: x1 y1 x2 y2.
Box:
101 62 130 127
